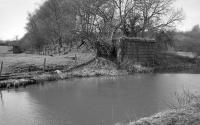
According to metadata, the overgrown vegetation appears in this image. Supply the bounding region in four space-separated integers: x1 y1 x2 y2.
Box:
165 90 200 109
175 25 200 55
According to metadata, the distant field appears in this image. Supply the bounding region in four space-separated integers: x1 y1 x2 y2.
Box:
174 32 200 55
0 53 94 74
0 46 12 54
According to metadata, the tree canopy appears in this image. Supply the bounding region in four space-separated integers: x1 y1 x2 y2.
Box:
22 0 184 53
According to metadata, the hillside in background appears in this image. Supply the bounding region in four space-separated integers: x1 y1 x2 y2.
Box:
174 25 200 55
0 40 8 46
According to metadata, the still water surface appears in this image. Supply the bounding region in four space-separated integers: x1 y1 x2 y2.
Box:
1 74 200 125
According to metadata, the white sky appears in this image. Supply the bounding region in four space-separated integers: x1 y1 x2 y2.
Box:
174 0 200 32
0 0 200 40
0 0 45 40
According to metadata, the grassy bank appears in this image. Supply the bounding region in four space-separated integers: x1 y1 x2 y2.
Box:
0 53 94 73
1 52 200 89
0 69 124 89
0 56 127 89
154 52 200 73
116 91 200 125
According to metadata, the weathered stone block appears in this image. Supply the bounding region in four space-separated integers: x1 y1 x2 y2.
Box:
117 37 157 66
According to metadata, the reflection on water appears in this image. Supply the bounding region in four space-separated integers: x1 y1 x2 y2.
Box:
1 74 200 125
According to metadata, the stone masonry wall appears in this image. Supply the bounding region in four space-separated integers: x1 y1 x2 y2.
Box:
117 37 156 66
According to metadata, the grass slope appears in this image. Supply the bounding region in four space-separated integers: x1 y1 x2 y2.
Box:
0 53 94 74
174 32 200 55
117 91 200 125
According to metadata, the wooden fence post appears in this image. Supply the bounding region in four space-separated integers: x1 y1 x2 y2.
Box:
75 54 77 65
0 61 3 77
43 58 46 72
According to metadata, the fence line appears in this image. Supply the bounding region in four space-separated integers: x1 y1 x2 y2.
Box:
0 61 3 77
43 58 46 72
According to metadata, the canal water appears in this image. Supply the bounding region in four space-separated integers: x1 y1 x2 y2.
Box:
1 74 200 125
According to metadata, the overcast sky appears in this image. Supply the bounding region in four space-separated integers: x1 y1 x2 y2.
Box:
0 0 44 40
0 0 200 40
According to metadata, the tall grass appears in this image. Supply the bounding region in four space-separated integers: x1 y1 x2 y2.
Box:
165 89 200 109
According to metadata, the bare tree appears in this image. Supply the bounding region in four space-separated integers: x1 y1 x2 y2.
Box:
24 0 184 55
26 0 76 53
110 0 137 39
109 0 184 37
73 0 114 48
135 0 184 36
192 25 200 32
